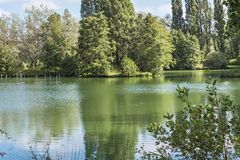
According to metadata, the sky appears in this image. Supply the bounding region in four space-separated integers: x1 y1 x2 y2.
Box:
0 0 171 18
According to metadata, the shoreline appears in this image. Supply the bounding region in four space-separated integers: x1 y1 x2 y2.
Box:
1 69 239 79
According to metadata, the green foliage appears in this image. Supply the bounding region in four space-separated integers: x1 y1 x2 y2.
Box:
185 0 213 53
21 5 52 69
172 30 203 69
185 0 198 35
121 56 138 77
142 80 240 159
78 13 114 76
171 0 184 30
80 0 136 66
204 51 228 69
42 13 64 72
130 14 174 76
224 0 240 32
214 0 226 53
81 0 96 18
0 45 18 73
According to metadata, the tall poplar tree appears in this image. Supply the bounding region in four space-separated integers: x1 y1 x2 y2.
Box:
185 0 198 35
214 0 226 53
171 0 184 30
185 0 213 53
80 0 96 18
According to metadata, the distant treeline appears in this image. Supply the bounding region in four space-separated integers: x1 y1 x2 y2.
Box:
0 0 239 77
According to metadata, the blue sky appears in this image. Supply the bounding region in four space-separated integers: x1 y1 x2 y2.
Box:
0 0 171 18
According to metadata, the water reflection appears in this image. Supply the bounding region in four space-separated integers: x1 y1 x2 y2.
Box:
0 74 239 159
0 80 84 159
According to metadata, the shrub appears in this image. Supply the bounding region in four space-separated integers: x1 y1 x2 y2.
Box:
141 80 240 159
203 52 228 69
121 57 139 77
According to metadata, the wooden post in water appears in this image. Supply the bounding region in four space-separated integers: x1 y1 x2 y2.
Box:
20 71 22 80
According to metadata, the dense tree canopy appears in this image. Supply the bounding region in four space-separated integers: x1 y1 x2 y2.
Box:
78 13 114 76
172 30 202 69
0 0 239 76
130 14 174 75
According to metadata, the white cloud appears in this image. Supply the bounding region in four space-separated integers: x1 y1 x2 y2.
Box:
0 8 10 16
0 0 12 4
22 0 61 10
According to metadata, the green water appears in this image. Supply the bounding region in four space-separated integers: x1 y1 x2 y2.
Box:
0 71 239 160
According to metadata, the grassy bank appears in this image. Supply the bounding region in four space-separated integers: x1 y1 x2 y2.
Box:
1 68 240 78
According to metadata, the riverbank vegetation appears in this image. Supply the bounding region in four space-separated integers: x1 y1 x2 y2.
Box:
0 0 240 77
141 80 240 159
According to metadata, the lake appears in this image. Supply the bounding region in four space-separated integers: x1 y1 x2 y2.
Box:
0 70 239 160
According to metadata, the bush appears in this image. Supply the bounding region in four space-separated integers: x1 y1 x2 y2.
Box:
203 52 228 69
141 80 240 159
229 58 239 65
121 57 139 77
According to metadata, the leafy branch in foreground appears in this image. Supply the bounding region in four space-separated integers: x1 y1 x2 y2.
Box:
141 80 240 160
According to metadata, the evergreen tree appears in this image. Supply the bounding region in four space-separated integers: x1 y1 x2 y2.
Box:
214 0 226 53
171 0 184 30
78 13 114 76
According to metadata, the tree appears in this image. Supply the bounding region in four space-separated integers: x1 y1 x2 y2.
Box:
142 80 240 159
225 0 240 32
172 30 202 69
0 45 18 74
130 14 174 76
61 9 79 56
61 9 79 74
0 15 21 74
80 0 136 66
185 0 213 53
78 13 114 76
185 0 198 35
171 0 184 30
214 0 226 53
80 0 96 18
201 0 213 53
42 13 64 72
20 5 52 69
